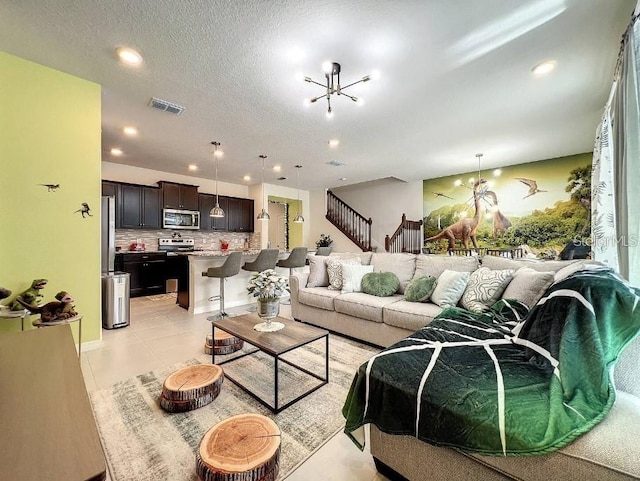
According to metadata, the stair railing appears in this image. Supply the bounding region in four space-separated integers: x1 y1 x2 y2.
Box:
385 213 423 254
326 190 372 251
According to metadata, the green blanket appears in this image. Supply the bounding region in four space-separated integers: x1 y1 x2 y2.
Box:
343 267 640 455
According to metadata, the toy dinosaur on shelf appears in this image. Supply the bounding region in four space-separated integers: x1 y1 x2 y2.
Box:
17 291 77 322
5 278 47 311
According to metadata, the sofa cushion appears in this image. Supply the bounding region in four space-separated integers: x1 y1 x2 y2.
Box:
298 287 342 311
341 264 375 294
383 300 443 331
414 254 479 279
461 267 514 313
371 253 417 294
329 252 373 265
334 292 403 323
481 255 579 274
469 391 640 481
306 255 330 288
404 276 437 302
327 258 361 290
501 267 554 308
431 270 470 308
362 272 400 297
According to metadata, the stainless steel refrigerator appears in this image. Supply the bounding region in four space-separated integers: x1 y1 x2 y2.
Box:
101 196 130 329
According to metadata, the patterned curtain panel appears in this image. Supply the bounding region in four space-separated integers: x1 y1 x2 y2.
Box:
592 5 640 285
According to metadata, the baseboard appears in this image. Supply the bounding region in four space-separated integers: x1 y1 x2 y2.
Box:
373 457 410 481
80 339 104 352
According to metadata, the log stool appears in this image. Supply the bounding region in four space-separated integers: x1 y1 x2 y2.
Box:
160 364 223 413
196 413 280 481
204 329 244 356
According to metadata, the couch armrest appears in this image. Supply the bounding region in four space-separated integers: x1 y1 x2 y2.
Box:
289 273 308 320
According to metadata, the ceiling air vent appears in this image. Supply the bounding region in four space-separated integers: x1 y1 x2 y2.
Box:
149 97 185 116
326 159 346 167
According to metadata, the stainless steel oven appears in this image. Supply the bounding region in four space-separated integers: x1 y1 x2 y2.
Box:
162 209 200 230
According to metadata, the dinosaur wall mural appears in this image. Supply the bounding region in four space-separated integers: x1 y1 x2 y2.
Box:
422 153 592 256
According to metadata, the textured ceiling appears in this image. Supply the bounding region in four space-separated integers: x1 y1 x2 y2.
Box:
0 0 633 190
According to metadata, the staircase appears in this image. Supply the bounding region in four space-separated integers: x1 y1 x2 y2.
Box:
385 213 423 254
326 190 372 252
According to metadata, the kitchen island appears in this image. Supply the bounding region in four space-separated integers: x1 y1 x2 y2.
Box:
182 250 293 315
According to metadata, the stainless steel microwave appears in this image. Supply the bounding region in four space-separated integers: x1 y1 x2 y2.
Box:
162 209 200 230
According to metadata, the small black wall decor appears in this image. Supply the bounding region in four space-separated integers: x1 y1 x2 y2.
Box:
74 202 93 218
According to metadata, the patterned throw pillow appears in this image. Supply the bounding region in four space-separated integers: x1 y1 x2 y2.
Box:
361 272 400 297
404 276 437 302
461 267 514 313
431 270 470 308
341 264 375 293
327 258 361 290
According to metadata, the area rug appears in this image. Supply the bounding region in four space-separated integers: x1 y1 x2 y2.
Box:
90 334 378 481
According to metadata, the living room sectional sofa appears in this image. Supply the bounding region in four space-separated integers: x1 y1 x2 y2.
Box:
289 252 640 481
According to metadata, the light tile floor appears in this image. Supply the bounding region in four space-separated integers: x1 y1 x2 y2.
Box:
83 294 388 481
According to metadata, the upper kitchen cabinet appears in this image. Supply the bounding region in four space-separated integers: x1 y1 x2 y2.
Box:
101 180 119 199
198 193 229 231
159 181 199 210
227 197 254 232
120 183 161 229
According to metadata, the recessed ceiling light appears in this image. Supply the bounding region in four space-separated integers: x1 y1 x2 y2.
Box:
273 165 281 172
328 139 340 148
532 60 556 76
123 126 138 136
110 148 123 156
188 164 198 171
115 47 143 66
243 175 251 181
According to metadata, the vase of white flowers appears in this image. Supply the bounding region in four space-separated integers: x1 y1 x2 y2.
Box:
246 269 289 332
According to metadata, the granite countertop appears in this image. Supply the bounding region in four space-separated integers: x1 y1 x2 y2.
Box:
188 249 263 257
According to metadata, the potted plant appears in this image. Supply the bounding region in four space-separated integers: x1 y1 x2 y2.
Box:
315 234 333 249
246 269 289 332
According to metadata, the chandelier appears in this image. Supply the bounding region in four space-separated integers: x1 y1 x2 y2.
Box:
293 165 304 223
210 141 224 218
257 154 270 221
302 62 379 118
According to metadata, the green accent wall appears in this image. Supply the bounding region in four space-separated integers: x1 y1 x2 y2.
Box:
0 52 101 343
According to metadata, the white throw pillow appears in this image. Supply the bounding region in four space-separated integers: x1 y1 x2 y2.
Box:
501 267 555 308
327 258 361 290
341 264 375 293
306 256 330 288
461 267 514 313
431 270 470 308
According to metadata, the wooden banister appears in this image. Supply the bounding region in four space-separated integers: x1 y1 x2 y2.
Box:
385 213 423 254
326 190 372 251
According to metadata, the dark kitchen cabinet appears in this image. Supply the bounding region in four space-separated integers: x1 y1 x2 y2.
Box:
199 193 229 231
116 252 167 297
228 197 254 232
120 184 161 229
159 181 199 210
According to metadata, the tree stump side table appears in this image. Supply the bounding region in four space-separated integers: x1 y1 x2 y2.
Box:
204 329 244 356
160 364 224 413
196 413 280 481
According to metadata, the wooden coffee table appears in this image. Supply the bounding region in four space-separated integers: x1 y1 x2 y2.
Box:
212 315 329 413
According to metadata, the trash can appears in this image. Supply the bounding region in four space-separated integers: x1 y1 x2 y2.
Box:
101 272 130 329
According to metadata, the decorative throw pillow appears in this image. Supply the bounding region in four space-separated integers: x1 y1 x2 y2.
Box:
306 256 330 288
361 272 400 297
461 267 514 313
327 258 361 290
501 267 554 308
431 270 470 308
341 264 375 294
404 276 437 302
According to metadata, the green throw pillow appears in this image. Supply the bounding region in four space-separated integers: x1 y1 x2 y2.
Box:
361 272 400 297
404 276 437 302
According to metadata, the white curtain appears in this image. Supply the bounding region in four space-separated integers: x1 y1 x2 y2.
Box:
592 5 640 285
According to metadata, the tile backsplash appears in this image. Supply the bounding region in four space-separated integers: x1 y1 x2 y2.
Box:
115 229 260 252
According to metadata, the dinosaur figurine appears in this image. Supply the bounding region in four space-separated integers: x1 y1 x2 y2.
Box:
74 202 93 218
6 278 47 311
425 181 484 251
39 184 60 192
17 291 77 322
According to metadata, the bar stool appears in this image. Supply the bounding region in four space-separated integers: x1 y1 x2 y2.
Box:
241 249 279 273
276 247 308 305
202 252 243 321
315 246 333 256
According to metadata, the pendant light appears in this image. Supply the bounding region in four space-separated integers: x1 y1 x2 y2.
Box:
210 141 224 218
293 165 304 223
257 154 270 221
